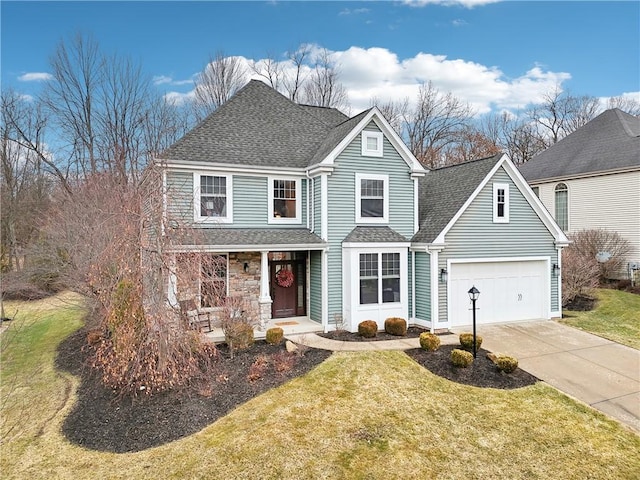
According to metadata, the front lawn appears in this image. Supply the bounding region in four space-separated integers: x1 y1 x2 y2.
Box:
561 288 640 349
2 293 639 479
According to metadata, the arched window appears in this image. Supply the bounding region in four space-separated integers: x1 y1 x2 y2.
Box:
555 183 568 231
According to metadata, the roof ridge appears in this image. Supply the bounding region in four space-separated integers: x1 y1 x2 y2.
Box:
429 153 502 172
612 108 640 137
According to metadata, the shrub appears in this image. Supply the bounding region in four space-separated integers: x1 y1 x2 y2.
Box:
451 349 474 368
562 246 600 306
459 333 483 351
247 354 269 382
265 327 284 345
419 332 441 351
495 355 519 374
570 229 632 281
358 320 378 338
384 317 407 336
220 297 256 357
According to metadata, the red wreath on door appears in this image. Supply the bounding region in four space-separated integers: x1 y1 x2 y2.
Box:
276 268 294 288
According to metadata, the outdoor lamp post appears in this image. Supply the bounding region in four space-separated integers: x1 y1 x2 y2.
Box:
468 286 480 358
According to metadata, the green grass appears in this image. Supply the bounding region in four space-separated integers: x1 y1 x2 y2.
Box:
2 293 639 480
561 289 640 349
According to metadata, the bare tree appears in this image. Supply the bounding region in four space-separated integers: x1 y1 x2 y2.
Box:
403 81 474 168
283 44 311 102
249 52 284 92
193 51 247 121
370 96 409 136
607 95 640 116
302 48 349 110
441 126 501 166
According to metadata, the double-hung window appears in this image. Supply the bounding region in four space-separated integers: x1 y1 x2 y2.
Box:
269 178 301 223
195 173 232 223
493 183 510 223
356 173 388 223
359 252 401 305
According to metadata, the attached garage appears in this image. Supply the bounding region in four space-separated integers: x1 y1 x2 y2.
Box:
448 259 549 327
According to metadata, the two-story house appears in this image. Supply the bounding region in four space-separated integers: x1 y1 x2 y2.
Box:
141 80 568 336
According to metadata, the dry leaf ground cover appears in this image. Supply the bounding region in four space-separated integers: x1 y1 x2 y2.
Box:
2 293 639 480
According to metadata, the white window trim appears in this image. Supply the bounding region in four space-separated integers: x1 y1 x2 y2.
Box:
268 177 302 224
194 173 233 223
361 131 383 157
355 173 389 224
493 182 510 223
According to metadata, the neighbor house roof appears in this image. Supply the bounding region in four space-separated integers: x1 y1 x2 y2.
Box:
159 80 351 169
520 109 640 182
412 154 503 244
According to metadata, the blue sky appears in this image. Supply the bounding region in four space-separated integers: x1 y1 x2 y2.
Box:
2 1 639 114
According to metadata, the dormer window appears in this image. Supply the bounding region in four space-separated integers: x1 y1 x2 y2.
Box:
356 173 388 223
195 173 232 223
268 177 301 223
493 183 509 223
361 131 383 157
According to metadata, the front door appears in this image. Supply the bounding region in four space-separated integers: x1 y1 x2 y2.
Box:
270 259 306 318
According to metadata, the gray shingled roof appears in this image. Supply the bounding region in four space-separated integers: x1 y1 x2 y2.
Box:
520 109 640 182
307 109 372 166
159 80 352 169
412 154 502 243
343 226 409 243
173 228 326 249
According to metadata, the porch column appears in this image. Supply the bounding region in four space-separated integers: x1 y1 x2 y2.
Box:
258 250 272 330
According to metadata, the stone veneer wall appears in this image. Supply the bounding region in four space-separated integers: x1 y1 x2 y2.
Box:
228 252 264 326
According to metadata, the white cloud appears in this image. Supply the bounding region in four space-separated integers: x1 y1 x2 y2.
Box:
17 72 53 82
404 0 501 7
177 45 574 117
153 74 195 86
163 90 195 106
339 7 370 16
452 18 468 27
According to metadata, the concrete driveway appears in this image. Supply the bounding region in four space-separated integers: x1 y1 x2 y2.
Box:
452 320 640 432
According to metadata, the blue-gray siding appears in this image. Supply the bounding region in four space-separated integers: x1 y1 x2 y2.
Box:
309 250 322 322
414 252 431 321
326 124 416 317
437 167 559 322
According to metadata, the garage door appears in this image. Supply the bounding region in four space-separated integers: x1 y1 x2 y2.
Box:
449 260 548 327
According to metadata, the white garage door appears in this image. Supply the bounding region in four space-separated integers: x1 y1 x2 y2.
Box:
449 260 548 327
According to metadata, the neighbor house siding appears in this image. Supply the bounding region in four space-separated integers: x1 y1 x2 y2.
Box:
414 252 431 321
326 125 415 319
534 170 640 262
438 167 559 322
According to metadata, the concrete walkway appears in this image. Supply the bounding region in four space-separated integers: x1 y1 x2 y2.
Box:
286 322 640 432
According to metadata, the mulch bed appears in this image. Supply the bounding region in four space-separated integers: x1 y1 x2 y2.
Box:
563 294 597 312
319 326 454 342
56 326 536 453
406 345 538 389
55 328 331 453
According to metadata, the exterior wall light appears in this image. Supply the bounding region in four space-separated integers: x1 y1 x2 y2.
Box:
440 268 448 283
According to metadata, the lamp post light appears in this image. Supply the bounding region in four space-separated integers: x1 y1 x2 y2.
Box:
467 286 480 358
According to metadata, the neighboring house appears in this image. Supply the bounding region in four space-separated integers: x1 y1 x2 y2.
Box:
141 80 568 334
520 108 640 272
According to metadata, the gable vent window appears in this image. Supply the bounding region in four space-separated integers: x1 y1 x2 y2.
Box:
493 183 510 223
361 131 383 157
555 183 568 231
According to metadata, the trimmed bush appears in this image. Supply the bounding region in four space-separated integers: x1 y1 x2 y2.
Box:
459 333 483 351
419 332 441 351
265 327 284 345
451 348 474 368
495 355 519 374
358 320 378 338
384 317 407 336
228 323 254 351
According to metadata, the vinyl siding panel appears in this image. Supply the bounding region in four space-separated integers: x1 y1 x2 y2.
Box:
166 171 193 224
233 176 268 227
313 177 321 234
414 252 431 321
438 167 559 322
535 171 640 262
309 250 322 322
327 126 415 318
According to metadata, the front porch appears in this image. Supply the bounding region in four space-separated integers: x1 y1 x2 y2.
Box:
205 316 323 343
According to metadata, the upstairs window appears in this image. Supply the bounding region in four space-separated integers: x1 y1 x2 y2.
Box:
555 183 568 231
493 183 510 223
195 173 232 223
269 178 301 223
361 131 383 157
356 173 389 223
